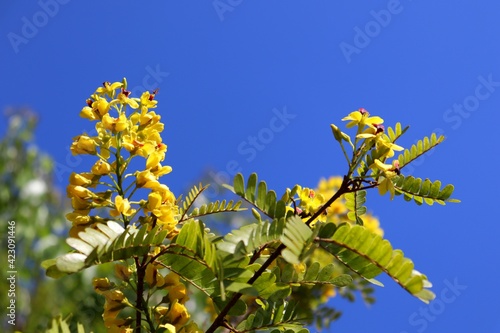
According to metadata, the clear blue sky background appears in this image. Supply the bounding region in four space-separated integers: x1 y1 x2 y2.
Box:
1 1 499 332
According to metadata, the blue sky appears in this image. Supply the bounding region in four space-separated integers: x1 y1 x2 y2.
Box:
1 1 499 332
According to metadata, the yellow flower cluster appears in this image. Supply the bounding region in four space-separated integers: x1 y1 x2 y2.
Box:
295 176 383 237
342 108 403 159
93 277 133 331
70 80 195 331
341 108 404 199
66 80 178 237
145 265 198 332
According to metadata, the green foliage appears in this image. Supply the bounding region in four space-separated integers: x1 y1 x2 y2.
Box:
235 300 307 332
178 183 244 223
225 173 288 219
386 122 409 143
178 183 207 220
44 315 89 333
187 199 244 221
160 219 224 298
36 94 458 332
43 222 168 277
273 262 353 287
281 215 314 265
317 223 435 303
392 175 460 205
397 133 444 169
344 190 366 225
217 217 286 258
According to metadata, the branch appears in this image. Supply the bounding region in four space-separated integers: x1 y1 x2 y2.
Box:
205 176 351 333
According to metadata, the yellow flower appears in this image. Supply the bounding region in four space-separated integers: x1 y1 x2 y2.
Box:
93 97 111 117
121 132 143 154
375 137 404 158
157 185 176 205
115 263 132 282
293 263 306 274
65 210 91 225
140 110 161 126
93 277 113 295
69 172 95 186
155 205 178 231
71 135 97 155
163 272 180 286
146 151 164 170
362 214 384 237
297 187 325 217
140 91 158 112
103 290 129 324
110 195 136 217
110 88 139 109
167 303 190 329
321 285 336 303
315 177 348 220
141 142 159 158
91 160 112 175
147 192 163 211
145 263 164 288
371 159 400 178
317 177 343 193
136 170 160 189
70 196 93 210
107 322 134 333
151 163 173 177
102 113 128 133
164 273 189 304
67 185 95 200
356 123 385 139
146 144 167 170
158 324 176 333
357 124 403 158
95 81 123 97
80 106 97 120
378 177 396 200
341 108 383 129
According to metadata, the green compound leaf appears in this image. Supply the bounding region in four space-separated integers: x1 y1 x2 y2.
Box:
188 199 244 220
345 190 367 225
44 314 90 333
280 215 314 265
317 222 435 303
217 217 286 259
160 219 224 297
397 133 445 170
386 122 409 143
391 175 460 206
236 300 307 333
178 183 207 222
43 221 168 278
273 261 353 287
224 173 290 220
